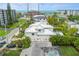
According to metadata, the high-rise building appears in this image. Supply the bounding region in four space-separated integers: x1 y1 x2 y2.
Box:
0 9 16 26
0 3 16 26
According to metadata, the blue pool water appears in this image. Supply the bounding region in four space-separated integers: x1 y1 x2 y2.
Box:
48 50 59 56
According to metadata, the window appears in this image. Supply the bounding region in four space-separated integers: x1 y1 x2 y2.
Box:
32 33 34 35
38 29 41 32
40 19 41 20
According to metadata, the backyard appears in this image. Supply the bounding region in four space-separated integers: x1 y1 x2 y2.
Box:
59 46 79 56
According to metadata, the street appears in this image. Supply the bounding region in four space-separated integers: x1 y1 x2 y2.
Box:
0 28 19 51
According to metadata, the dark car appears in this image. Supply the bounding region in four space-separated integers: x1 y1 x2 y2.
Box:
7 44 16 48
0 41 6 44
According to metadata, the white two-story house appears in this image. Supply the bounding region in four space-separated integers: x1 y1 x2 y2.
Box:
25 22 55 42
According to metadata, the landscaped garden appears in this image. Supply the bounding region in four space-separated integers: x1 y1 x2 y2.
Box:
11 36 31 48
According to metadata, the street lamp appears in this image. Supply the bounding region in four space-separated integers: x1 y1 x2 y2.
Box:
4 20 8 43
4 22 7 33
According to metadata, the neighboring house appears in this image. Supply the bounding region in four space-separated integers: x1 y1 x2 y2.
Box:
0 9 16 26
26 11 44 17
68 21 79 34
25 15 63 42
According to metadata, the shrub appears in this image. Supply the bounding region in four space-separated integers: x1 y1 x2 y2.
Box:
49 35 77 46
74 38 79 50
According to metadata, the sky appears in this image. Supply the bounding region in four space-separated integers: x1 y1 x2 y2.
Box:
0 3 79 12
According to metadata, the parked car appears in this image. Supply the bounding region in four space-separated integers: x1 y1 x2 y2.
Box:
0 41 6 44
0 37 3 40
7 44 16 48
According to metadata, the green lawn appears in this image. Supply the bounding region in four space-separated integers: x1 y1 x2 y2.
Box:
9 19 26 28
3 49 22 56
59 46 79 56
0 30 9 36
21 21 32 30
0 19 27 36
0 18 32 29
0 19 26 29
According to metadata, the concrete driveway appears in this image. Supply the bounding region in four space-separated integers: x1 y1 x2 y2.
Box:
20 41 60 56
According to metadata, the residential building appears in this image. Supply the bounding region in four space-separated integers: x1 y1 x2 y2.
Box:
0 9 16 26
25 15 63 42
68 21 79 34
32 15 47 23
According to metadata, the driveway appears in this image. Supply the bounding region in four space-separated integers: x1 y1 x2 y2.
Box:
20 41 60 56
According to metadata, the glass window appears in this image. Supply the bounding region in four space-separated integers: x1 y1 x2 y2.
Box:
38 29 41 32
32 33 34 35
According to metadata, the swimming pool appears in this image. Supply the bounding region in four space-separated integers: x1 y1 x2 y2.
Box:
47 50 59 56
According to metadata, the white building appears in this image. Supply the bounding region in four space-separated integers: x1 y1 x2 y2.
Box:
25 15 63 42
68 21 79 34
57 10 79 16
0 9 16 26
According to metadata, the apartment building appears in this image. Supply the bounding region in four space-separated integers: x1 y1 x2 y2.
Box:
0 9 16 26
